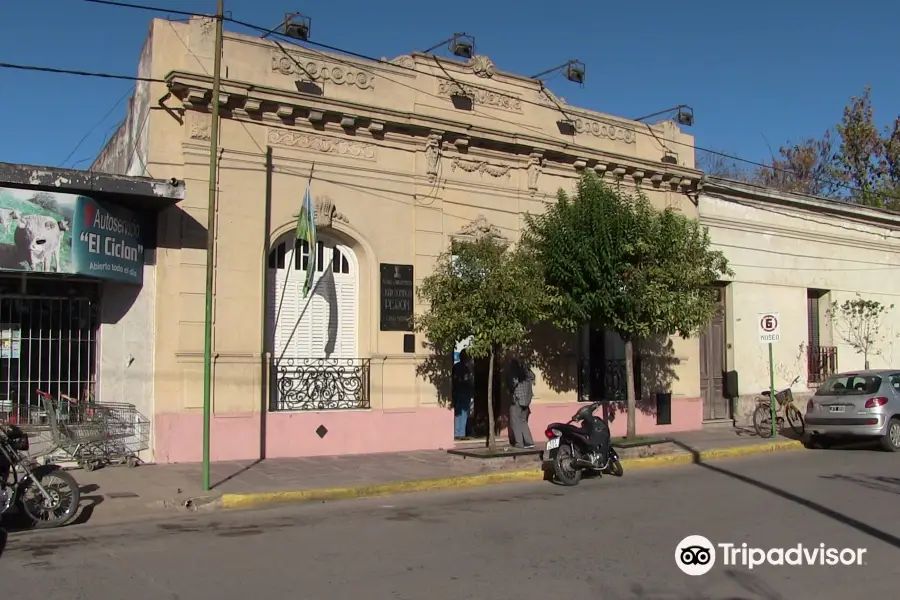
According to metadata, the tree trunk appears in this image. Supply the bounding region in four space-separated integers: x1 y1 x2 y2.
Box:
486 347 497 451
624 338 636 438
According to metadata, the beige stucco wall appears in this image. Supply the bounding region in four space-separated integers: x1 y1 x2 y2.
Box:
98 267 156 461
700 190 900 415
131 16 706 421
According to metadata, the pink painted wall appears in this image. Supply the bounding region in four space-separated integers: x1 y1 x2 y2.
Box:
154 407 454 464
154 397 702 463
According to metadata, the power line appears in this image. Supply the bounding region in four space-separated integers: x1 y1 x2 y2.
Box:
92 5 897 271
255 28 900 204
0 61 164 83
69 0 900 202
59 87 132 168
82 0 210 18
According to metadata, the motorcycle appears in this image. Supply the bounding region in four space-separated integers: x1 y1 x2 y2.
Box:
543 400 623 486
1 424 81 529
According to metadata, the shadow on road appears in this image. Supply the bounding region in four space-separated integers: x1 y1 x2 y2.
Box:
69 484 105 527
0 528 6 560
672 440 900 551
820 473 900 496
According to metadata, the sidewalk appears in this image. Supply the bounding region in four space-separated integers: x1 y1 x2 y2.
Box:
57 424 803 527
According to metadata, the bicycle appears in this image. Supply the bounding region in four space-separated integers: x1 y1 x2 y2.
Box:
753 375 805 438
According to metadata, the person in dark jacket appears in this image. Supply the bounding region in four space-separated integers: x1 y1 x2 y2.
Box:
452 350 474 440
507 359 535 449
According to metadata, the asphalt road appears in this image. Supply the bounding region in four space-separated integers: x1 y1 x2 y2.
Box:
3 447 900 599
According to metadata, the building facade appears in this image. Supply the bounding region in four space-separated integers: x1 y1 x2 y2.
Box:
698 177 900 421
92 17 709 463
0 162 183 463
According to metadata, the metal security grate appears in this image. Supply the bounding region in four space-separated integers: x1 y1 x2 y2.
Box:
0 285 99 427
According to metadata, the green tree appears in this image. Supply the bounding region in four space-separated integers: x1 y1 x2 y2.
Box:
754 86 900 206
414 233 551 450
523 174 733 437
826 295 895 369
753 135 841 198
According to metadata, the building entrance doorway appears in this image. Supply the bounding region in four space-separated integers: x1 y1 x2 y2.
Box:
0 276 100 426
700 286 728 421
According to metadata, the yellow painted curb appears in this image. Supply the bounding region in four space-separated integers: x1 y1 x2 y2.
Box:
219 439 804 510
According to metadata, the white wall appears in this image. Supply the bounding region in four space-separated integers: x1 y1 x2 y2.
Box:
90 26 153 176
98 264 156 462
700 192 900 397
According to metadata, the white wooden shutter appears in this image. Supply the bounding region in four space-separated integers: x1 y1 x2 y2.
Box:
268 238 358 362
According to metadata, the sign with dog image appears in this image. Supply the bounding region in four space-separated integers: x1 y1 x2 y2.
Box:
0 186 144 285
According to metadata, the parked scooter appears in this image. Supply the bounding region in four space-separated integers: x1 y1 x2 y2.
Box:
1 424 80 529
544 401 623 486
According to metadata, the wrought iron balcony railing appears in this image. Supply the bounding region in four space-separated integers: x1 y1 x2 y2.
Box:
270 357 371 411
807 346 838 385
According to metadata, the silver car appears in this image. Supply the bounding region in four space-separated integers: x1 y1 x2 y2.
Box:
804 369 900 451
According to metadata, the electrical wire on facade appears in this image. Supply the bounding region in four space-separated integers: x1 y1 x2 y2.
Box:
78 0 900 205
59 87 132 168
12 0 898 206
0 61 165 83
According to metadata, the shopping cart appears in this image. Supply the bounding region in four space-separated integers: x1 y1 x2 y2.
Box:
32 390 150 471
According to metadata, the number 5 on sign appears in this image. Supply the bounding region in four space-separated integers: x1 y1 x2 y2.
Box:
758 312 781 344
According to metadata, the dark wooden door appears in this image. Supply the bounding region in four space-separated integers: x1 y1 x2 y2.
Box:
700 290 728 420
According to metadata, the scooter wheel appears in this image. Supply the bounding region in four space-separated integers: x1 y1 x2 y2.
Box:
607 458 624 477
552 444 583 486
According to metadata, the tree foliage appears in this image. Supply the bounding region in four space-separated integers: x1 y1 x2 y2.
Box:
754 135 842 198
523 174 733 436
414 235 551 448
826 295 895 369
705 86 900 208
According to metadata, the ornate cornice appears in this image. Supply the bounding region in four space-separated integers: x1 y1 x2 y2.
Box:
165 71 703 192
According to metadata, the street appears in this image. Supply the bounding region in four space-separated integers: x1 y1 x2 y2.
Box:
2 447 899 599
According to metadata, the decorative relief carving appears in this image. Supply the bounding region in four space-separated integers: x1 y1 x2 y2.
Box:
314 196 348 228
451 157 511 179
383 55 415 69
457 215 506 242
527 152 543 193
425 133 442 182
267 130 377 161
468 55 495 78
437 81 522 113
538 89 566 106
573 118 636 144
188 113 211 140
271 54 375 90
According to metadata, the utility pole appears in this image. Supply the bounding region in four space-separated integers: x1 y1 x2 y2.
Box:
202 0 225 492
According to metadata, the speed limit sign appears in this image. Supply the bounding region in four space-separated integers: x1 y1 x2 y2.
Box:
758 312 780 344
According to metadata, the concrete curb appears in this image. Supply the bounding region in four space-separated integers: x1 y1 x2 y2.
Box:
219 439 803 511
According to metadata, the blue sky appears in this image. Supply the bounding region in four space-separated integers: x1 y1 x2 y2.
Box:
1 0 898 172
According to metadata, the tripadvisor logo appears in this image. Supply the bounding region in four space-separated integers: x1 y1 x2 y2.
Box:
675 535 867 575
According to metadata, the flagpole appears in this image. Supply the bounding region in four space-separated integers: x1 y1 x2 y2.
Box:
201 0 224 492
303 163 317 298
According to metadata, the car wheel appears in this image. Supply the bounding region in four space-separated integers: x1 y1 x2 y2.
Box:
880 418 900 452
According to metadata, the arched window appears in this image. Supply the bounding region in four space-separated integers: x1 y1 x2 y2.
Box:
266 235 358 361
